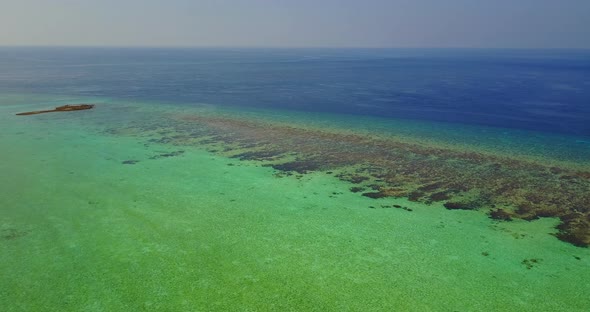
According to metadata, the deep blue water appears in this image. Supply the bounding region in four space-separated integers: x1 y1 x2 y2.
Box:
1 47 589 136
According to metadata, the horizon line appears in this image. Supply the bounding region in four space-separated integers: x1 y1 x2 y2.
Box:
1 44 589 51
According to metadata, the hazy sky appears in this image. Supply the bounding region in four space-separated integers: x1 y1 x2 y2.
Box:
1 0 589 48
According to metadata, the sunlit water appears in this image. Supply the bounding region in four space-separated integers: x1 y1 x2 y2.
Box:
1 48 589 311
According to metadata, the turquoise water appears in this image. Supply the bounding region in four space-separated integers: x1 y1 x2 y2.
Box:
2 47 590 311
2 94 589 311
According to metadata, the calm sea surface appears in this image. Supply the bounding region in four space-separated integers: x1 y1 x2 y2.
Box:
1 47 589 136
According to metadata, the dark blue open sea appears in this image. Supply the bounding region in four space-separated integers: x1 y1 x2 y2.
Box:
1 48 590 311
1 47 589 135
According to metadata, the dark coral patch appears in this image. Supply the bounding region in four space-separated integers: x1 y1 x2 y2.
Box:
522 258 541 269
272 160 323 174
150 150 185 159
408 191 424 202
444 202 474 210
337 174 369 184
1 228 29 240
362 191 387 199
232 150 282 161
555 214 590 247
418 182 445 192
429 191 451 202
489 209 513 221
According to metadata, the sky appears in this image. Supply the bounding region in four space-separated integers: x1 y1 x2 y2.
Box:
1 0 589 48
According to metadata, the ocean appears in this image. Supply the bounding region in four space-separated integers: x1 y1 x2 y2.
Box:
1 47 589 311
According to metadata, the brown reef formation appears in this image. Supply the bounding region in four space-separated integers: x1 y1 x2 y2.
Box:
16 104 95 116
104 112 590 247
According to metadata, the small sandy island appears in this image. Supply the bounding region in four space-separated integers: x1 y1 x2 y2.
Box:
16 104 95 116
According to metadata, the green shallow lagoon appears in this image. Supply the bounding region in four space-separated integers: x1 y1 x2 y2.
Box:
1 94 590 311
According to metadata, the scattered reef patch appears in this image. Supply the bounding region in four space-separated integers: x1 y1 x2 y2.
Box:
522 258 542 269
150 150 185 159
1 228 29 240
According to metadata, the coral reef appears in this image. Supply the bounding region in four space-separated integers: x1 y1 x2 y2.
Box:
103 112 590 247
